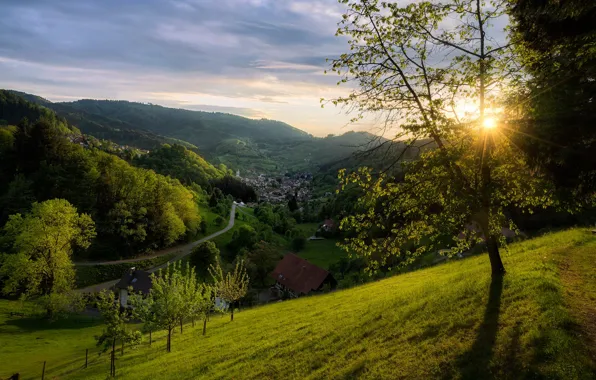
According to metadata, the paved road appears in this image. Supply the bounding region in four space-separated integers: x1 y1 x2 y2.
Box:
77 203 237 293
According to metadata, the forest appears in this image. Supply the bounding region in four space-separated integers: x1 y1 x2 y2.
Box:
0 90 251 260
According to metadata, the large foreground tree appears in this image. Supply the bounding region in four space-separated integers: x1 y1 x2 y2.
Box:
328 0 552 275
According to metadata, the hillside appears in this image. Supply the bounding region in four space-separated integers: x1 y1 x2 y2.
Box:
59 99 311 151
2 229 595 379
5 90 398 174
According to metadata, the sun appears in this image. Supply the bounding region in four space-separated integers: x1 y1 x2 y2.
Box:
482 117 497 129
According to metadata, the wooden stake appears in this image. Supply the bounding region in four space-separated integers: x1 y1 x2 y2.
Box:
85 349 88 368
41 361 46 380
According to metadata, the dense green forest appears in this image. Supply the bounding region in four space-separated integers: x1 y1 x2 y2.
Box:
133 144 228 188
0 91 204 260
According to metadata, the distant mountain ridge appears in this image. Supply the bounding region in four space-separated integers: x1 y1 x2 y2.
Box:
4 90 389 173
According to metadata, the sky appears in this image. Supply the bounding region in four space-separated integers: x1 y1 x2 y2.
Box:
0 0 364 136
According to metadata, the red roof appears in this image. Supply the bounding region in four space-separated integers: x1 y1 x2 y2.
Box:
271 254 331 294
323 219 335 228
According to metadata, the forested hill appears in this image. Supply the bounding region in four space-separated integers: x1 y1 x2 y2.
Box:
0 91 246 261
57 98 311 150
5 90 394 174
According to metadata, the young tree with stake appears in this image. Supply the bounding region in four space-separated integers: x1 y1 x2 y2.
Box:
95 290 141 376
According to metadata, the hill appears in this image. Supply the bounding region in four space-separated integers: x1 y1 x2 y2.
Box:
2 228 595 379
57 99 311 151
5 90 397 174
0 91 207 260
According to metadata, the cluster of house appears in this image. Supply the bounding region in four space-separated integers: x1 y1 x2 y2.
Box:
241 173 312 204
116 254 336 308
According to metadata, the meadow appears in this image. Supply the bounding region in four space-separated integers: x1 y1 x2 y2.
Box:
1 228 595 379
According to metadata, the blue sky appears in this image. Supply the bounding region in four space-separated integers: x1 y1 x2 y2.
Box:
0 0 360 136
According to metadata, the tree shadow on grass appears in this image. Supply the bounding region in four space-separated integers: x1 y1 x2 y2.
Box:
447 275 504 380
3 314 103 331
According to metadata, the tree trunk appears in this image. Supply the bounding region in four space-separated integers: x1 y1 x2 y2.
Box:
480 135 506 276
180 318 183 334
149 330 152 346
230 304 234 321
487 235 505 276
192 318 195 328
167 328 172 353
203 317 207 336
111 338 116 377
121 341 124 356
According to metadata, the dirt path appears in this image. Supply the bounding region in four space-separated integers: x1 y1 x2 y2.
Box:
559 237 596 361
77 203 237 293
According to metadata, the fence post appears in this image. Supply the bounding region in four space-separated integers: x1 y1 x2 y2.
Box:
41 361 46 380
85 348 88 368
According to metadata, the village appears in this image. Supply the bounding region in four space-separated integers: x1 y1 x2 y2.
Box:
238 171 313 204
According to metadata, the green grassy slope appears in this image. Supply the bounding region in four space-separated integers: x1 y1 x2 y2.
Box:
2 229 595 379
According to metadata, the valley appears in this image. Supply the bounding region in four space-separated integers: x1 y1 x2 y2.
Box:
1 1 596 377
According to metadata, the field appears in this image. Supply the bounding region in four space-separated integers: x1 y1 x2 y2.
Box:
1 229 595 379
294 223 349 269
298 239 349 269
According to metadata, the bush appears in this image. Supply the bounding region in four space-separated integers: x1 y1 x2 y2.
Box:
190 241 220 278
215 216 224 226
291 236 307 252
199 219 208 234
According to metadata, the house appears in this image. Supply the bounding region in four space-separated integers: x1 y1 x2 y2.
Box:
271 254 337 298
115 268 152 308
321 219 336 232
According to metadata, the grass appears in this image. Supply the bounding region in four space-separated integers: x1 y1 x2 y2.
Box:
297 239 349 269
2 228 596 379
293 222 348 269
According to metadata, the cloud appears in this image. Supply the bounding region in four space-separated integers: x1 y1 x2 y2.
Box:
0 0 360 136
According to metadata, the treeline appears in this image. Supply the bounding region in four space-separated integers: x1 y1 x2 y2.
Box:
134 144 227 189
0 116 201 260
133 144 257 202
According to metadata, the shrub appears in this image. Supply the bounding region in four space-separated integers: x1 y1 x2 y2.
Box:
291 236 307 252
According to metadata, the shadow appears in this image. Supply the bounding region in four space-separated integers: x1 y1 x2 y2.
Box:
447 275 504 380
3 313 103 331
504 322 523 375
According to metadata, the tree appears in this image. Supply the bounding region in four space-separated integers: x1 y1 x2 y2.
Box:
245 242 283 288
129 292 158 346
328 0 551 276
509 0 596 200
288 196 299 212
209 260 249 321
0 199 95 317
132 262 185 352
95 290 141 377
189 283 215 336
199 219 208 234
190 241 220 279
227 225 258 253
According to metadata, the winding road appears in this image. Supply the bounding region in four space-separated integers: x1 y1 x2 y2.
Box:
77 203 237 293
